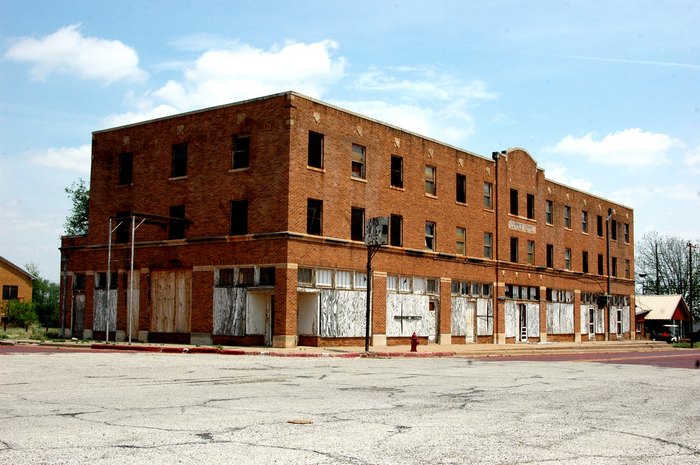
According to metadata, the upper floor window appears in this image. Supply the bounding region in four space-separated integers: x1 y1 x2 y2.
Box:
597 215 604 237
545 200 553 225
526 194 535 220
425 165 436 196
565 248 571 270
390 214 403 247
169 205 186 239
308 132 324 169
510 237 519 262
527 240 535 265
510 189 519 216
611 219 618 241
456 227 466 255
115 211 131 244
230 200 248 235
351 144 366 179
612 257 618 277
582 211 589 233
484 232 493 259
351 207 365 242
456 174 467 203
307 199 323 235
425 221 436 250
624 223 630 243
582 251 589 273
118 152 133 186
483 182 493 209
546 244 554 268
564 205 571 229
598 253 604 275
232 134 250 169
390 155 403 188
171 143 188 178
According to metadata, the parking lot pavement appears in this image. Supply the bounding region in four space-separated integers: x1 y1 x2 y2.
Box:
1 351 699 464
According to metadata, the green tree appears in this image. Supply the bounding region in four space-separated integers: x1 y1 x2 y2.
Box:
6 300 37 331
25 263 60 330
64 178 89 236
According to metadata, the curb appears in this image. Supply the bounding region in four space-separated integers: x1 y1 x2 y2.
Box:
87 343 457 358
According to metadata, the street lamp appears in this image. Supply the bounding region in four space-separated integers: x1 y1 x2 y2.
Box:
688 242 696 349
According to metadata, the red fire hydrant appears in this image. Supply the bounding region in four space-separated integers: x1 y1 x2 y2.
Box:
410 332 419 352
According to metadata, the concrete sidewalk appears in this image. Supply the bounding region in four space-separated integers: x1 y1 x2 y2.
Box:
4 338 675 358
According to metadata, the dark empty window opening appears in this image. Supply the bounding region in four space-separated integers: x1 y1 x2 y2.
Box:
232 135 250 169
259 267 276 286
510 189 519 216
526 194 535 220
390 214 403 247
611 219 618 241
391 155 403 188
598 254 604 275
169 205 186 239
597 215 604 236
119 152 133 186
218 269 234 287
582 251 589 273
171 143 188 178
308 132 324 168
237 268 254 287
351 207 365 242
115 211 131 244
456 174 467 203
307 199 322 235
230 200 248 235
510 237 519 263
546 244 554 268
95 272 118 290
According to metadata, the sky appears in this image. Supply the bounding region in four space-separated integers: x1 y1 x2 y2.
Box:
1 0 699 282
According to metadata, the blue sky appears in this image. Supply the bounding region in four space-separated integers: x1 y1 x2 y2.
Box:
1 0 699 282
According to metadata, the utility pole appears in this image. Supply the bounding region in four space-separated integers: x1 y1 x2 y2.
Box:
364 217 388 353
654 241 660 295
689 242 696 348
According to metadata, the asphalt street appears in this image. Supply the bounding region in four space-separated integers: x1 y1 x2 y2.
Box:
1 351 699 464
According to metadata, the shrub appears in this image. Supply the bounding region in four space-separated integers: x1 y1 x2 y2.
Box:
5 301 38 331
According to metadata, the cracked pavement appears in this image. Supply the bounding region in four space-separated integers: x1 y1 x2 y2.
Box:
0 352 699 464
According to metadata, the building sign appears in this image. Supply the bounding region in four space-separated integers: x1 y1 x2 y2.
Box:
508 220 536 234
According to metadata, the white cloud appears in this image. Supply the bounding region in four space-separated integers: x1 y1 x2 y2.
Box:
545 128 682 166
31 144 91 173
541 162 593 193
685 145 700 172
4 24 147 84
103 39 346 128
151 40 345 110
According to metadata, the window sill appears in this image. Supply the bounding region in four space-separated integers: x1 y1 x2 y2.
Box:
229 167 250 173
424 193 438 199
169 176 188 181
390 185 405 191
117 183 133 188
351 176 367 183
307 166 325 173
456 201 467 206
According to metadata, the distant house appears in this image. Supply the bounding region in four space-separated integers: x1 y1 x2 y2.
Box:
0 256 34 322
635 294 690 340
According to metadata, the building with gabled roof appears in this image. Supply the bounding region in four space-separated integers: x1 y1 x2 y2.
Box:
0 256 34 322
635 294 690 340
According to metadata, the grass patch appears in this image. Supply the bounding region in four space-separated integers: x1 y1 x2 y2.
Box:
0 326 67 342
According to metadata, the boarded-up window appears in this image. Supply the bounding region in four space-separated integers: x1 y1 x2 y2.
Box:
150 270 191 333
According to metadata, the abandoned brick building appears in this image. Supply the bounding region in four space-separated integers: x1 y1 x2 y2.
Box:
59 91 636 347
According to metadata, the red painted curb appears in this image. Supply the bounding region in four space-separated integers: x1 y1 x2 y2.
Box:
91 343 161 352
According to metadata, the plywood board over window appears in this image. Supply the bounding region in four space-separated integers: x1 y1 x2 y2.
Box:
150 270 192 333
